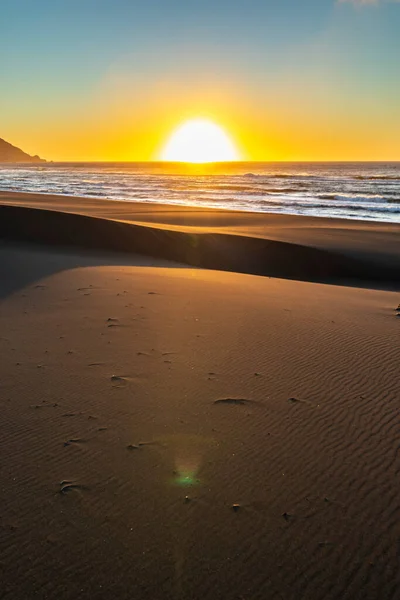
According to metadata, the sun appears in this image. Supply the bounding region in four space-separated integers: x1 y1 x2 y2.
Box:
160 118 239 163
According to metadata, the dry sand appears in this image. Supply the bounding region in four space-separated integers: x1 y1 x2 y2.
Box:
0 193 399 599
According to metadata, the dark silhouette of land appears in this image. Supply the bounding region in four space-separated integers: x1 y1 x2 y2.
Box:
0 138 45 163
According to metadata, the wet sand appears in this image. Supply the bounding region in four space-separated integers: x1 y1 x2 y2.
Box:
0 194 399 599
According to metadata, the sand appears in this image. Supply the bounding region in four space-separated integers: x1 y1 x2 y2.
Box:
0 193 399 599
1 191 400 275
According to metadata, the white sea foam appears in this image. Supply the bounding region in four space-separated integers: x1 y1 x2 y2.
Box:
0 162 399 223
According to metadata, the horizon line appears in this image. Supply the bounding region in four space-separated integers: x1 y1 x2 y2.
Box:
16 159 400 164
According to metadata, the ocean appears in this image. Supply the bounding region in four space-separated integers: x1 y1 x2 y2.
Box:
1 161 399 223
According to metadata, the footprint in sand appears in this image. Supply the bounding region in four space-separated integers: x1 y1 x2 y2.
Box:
138 441 160 447
126 441 159 450
63 438 84 447
30 401 58 409
282 512 294 522
213 398 256 406
288 397 311 406
107 317 128 328
59 481 86 495
110 374 131 387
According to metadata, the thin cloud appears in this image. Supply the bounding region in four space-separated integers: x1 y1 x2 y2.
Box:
339 0 377 4
338 0 399 5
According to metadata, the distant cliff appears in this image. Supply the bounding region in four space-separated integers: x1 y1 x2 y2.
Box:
0 138 45 163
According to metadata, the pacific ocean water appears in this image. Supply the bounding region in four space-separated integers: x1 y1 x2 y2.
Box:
1 161 399 223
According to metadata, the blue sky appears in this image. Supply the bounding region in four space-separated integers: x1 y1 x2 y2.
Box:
1 0 399 160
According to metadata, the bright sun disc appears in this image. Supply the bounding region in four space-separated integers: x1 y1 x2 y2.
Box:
160 118 239 163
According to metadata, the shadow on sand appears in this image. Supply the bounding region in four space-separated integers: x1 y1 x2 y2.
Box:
0 204 399 295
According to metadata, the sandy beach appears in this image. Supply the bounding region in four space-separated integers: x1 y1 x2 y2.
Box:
0 192 399 599
1 191 400 284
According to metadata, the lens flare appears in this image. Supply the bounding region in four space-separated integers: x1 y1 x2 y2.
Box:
150 433 215 487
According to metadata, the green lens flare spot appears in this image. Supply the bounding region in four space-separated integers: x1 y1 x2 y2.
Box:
174 472 199 487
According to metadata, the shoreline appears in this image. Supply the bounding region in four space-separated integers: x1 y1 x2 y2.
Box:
0 186 398 226
2 188 399 226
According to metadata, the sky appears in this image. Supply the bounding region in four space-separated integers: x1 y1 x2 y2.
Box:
1 0 399 161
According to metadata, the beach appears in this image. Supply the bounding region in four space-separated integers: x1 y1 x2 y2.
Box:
1 192 399 599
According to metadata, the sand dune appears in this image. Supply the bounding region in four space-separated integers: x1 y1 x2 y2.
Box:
0 194 399 599
2 191 399 267
0 195 399 286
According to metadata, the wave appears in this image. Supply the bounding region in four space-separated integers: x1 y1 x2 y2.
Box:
1 162 400 223
214 185 305 195
259 199 400 214
245 173 400 183
354 175 400 181
318 194 400 204
244 173 305 180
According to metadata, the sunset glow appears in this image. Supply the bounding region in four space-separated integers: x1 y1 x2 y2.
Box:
2 1 399 162
160 119 239 163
